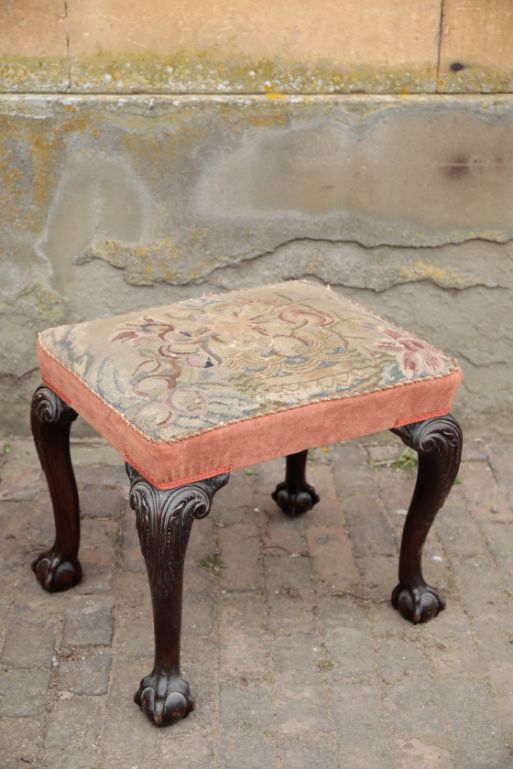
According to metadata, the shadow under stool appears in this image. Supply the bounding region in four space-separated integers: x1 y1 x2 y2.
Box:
30 280 462 726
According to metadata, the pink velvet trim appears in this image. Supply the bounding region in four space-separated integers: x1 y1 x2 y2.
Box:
37 338 462 490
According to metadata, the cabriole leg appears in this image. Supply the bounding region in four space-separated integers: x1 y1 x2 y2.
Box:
272 450 320 518
127 465 229 727
31 384 81 592
391 413 462 624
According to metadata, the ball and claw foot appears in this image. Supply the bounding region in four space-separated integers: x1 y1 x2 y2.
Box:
391 582 446 624
272 482 320 518
134 671 194 727
31 550 82 593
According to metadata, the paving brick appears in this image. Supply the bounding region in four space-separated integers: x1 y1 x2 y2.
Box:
185 552 221 593
157 734 216 767
306 526 359 593
186 513 217 562
377 638 432 683
218 523 264 591
485 636 513 710
331 444 378 491
354 553 397 602
80 517 119 565
121 508 145 572
383 678 447 737
450 556 513 636
440 679 511 769
460 461 511 522
304 461 346 527
0 668 51 717
367 444 400 464
0 596 12 654
63 599 114 647
481 521 513 593
220 680 272 728
0 716 42 768
417 539 453 590
329 442 369 474
253 458 286 499
69 440 121 469
112 607 153 659
29 498 57 545
180 639 220 729
374 465 416 520
75 518 119 594
274 677 331 736
114 569 150 607
80 483 126 519
388 736 458 769
220 682 274 769
74 565 114 595
281 738 337 769
263 515 308 557
45 697 104 769
214 467 255 525
1 611 57 669
57 650 112 695
494 699 513 757
182 592 216 637
319 596 376 682
271 634 333 735
253 457 289 520
0 465 43 502
219 592 270 679
265 553 317 636
76 463 129 492
220 730 274 769
487 439 513 508
461 439 488 462
99 657 159 768
437 494 488 559
0 501 39 572
345 500 397 557
272 632 326 679
332 683 394 769
420 603 483 680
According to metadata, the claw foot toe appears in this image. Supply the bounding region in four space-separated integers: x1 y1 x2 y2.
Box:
391 582 445 624
134 672 194 727
32 551 82 592
272 481 320 518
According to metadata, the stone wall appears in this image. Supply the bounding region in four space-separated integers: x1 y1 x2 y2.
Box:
3 0 513 94
1 2 513 435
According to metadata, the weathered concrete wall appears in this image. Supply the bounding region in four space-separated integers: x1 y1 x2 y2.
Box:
1 94 512 435
2 0 513 94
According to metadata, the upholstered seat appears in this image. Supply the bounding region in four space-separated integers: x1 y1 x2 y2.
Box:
37 280 461 489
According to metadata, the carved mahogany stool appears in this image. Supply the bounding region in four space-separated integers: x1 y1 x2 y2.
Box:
30 280 462 727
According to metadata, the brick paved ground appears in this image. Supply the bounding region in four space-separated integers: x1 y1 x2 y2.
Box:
1 433 513 769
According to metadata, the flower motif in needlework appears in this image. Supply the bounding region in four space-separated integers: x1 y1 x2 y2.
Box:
376 329 446 378
109 300 339 386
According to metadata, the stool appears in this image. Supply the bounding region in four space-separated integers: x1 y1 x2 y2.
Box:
31 280 462 727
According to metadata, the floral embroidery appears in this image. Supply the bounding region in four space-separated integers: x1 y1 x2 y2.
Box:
39 282 457 443
376 329 445 378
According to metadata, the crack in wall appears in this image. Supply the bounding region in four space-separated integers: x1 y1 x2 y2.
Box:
217 234 513 261
457 354 510 369
199 236 511 289
76 233 513 293
0 368 39 384
435 0 446 92
64 1 71 92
